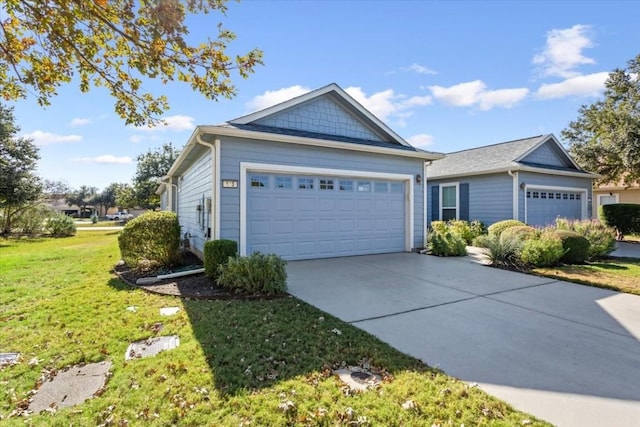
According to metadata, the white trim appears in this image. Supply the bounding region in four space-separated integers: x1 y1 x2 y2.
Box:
214 139 221 239
423 162 428 248
428 164 600 181
200 125 443 161
597 193 619 206
523 184 589 224
229 83 412 147
239 162 414 257
438 182 460 221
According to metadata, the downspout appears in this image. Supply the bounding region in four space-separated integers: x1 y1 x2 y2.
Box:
195 133 217 240
424 161 432 248
507 169 519 221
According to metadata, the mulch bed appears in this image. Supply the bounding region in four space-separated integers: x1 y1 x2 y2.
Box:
113 253 286 300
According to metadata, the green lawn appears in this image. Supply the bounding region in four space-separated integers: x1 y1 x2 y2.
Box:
0 232 547 426
74 220 121 227
533 257 640 295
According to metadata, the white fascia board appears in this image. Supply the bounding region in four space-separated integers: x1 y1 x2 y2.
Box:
428 165 601 181
200 126 444 161
228 83 412 147
165 128 201 177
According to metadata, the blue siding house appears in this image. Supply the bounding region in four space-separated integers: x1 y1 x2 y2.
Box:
426 135 600 227
157 83 443 260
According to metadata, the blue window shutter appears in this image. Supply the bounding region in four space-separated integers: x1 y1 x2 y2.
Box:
459 183 470 221
431 185 439 221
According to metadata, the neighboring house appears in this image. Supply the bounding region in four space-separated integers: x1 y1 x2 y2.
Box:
426 134 600 228
157 83 443 260
47 198 93 217
593 181 640 217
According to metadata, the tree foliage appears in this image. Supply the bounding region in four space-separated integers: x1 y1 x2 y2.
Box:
0 103 42 234
65 185 98 217
0 0 263 126
126 142 181 209
562 54 640 186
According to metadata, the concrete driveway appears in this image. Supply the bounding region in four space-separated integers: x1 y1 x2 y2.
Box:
287 253 640 427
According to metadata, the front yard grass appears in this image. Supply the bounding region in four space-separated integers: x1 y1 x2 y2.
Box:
0 231 547 426
532 257 640 295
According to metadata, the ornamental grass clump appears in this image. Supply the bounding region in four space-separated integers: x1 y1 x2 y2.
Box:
520 232 565 267
45 213 76 236
483 234 525 270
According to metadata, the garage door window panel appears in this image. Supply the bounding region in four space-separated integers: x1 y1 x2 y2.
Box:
339 180 353 191
320 179 334 190
251 175 268 188
357 181 371 192
298 177 314 190
275 176 292 189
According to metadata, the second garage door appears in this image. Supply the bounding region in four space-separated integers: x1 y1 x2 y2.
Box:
526 189 583 226
246 173 406 260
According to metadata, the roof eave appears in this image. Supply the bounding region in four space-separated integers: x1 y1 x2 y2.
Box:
200 125 444 161
428 164 601 180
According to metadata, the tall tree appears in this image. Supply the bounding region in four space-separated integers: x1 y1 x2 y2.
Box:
65 185 98 217
0 0 262 126
562 54 640 186
96 182 125 216
132 142 181 209
0 104 42 234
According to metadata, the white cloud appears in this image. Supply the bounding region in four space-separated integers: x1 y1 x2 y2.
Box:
70 117 91 127
429 80 529 110
129 135 143 143
71 155 132 164
23 130 82 146
135 115 196 132
246 85 311 111
345 87 432 124
535 71 609 99
478 88 530 110
404 63 437 75
533 24 595 78
407 133 435 148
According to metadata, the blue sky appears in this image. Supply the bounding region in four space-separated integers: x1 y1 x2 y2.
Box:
9 0 640 191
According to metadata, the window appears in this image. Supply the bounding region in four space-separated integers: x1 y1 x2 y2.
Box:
357 181 371 192
526 191 531 198
440 184 458 221
374 182 388 193
541 192 547 199
563 193 568 200
576 194 581 200
570 194 575 200
339 180 353 191
390 182 404 193
533 192 539 198
319 179 334 190
250 175 268 188
556 193 561 199
275 176 292 189
298 177 314 189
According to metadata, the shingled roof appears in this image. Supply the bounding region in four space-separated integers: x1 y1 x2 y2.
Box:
427 134 597 179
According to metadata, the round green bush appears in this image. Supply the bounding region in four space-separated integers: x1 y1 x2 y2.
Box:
520 233 564 267
218 252 287 295
472 234 492 248
488 220 526 237
118 211 180 268
553 230 591 264
45 213 76 236
429 228 467 256
500 225 536 243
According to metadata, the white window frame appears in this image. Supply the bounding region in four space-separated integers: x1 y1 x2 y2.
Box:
439 182 460 221
597 193 619 206
240 162 414 256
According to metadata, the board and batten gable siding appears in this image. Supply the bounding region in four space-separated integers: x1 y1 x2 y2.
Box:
253 96 384 142
521 142 568 167
218 137 424 249
427 173 513 226
177 149 212 256
516 171 593 221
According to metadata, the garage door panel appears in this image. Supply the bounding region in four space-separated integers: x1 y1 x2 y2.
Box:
527 190 582 226
247 173 406 260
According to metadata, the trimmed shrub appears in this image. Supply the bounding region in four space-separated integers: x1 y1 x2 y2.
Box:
45 213 76 236
500 225 536 243
447 220 474 245
118 211 180 268
204 239 237 281
599 203 640 240
429 228 467 256
469 220 487 239
472 234 492 248
218 252 287 295
487 219 526 237
558 219 616 260
430 221 447 234
553 230 590 264
520 233 564 267
483 234 525 270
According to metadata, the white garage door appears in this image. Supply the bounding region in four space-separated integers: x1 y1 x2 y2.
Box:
246 173 406 260
527 189 583 227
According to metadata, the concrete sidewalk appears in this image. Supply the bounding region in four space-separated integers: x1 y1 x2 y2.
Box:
611 241 640 258
287 253 640 427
